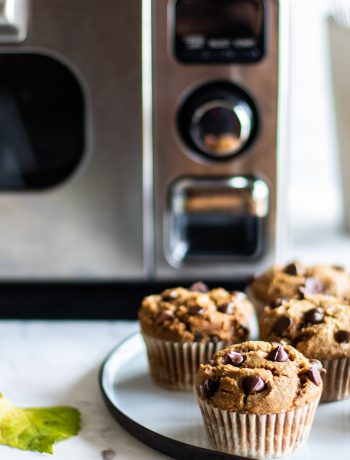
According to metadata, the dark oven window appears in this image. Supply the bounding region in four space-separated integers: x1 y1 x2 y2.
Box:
0 54 85 190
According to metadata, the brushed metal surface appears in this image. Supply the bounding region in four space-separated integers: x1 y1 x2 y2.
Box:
0 0 284 282
153 0 280 279
0 0 144 279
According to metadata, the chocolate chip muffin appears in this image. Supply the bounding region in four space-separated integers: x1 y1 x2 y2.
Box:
195 341 322 459
139 282 254 390
259 294 350 401
248 261 350 312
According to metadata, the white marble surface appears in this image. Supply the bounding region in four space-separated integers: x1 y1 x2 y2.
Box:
0 321 169 460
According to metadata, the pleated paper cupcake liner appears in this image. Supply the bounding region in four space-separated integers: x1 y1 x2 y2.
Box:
245 286 266 314
142 334 227 391
320 356 350 402
197 398 319 459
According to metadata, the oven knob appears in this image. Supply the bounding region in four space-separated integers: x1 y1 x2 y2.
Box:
190 99 253 157
178 82 258 160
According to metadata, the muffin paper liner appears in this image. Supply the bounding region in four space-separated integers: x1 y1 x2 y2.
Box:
320 356 350 402
197 398 319 459
142 334 227 391
245 286 266 314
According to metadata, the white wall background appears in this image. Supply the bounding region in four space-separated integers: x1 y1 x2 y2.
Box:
286 0 350 264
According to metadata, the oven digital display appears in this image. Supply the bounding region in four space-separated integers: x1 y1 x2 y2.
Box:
174 0 265 63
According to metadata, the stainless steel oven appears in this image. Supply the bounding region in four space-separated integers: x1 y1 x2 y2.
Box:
0 0 289 316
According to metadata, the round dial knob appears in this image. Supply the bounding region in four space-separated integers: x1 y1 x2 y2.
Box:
191 99 253 157
178 82 258 161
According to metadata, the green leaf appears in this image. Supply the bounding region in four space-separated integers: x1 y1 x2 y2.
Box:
0 394 81 454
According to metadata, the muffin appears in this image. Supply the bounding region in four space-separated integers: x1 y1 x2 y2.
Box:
259 294 350 401
195 341 322 459
139 282 254 390
248 261 350 312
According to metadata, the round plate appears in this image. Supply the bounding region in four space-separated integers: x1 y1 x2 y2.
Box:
99 333 350 460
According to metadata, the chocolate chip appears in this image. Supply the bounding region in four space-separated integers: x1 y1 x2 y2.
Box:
162 290 178 301
335 330 350 343
200 379 220 399
284 262 302 276
188 305 204 315
299 277 324 296
304 308 324 324
217 302 235 314
155 310 174 325
194 330 202 342
333 265 345 272
273 316 292 335
294 331 312 345
309 359 322 370
243 376 266 395
224 351 244 366
267 345 289 362
189 281 209 293
306 367 322 386
269 298 286 309
310 359 326 374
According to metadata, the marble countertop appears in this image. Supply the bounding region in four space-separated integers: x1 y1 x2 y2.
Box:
0 321 169 460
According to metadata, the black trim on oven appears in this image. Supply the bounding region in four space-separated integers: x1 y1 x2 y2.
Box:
0 280 248 319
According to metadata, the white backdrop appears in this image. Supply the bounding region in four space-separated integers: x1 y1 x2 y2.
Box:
286 0 349 264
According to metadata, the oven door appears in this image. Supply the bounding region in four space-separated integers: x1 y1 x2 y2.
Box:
0 0 144 281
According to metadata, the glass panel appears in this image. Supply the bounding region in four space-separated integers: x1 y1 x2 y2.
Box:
168 177 269 264
175 0 265 63
0 53 85 190
182 213 261 257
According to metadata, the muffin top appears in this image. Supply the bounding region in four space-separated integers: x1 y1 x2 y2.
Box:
249 261 350 305
259 295 350 359
139 282 254 343
195 341 322 414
